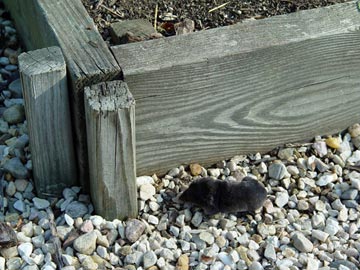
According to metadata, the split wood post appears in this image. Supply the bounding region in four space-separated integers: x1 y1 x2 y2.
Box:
84 81 137 220
18 46 77 197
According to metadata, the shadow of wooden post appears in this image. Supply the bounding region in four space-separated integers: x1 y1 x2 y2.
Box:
18 46 78 197
84 81 137 220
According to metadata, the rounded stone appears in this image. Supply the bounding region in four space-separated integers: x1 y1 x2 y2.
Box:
292 233 313 253
125 219 145 243
8 79 22 98
275 191 289 208
17 242 33 257
143 250 157 269
32 197 50 210
190 163 202 176
3 157 29 179
73 231 97 255
269 162 287 180
3 104 25 124
6 181 16 196
139 183 156 201
65 201 88 218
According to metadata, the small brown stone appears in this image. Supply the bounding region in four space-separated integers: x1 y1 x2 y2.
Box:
189 163 202 176
110 19 161 45
200 254 214 264
251 234 263 243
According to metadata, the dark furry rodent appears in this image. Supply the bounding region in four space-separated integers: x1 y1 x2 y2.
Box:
179 177 267 215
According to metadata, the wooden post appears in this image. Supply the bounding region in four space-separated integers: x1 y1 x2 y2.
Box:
18 46 78 197
84 81 137 220
3 0 122 191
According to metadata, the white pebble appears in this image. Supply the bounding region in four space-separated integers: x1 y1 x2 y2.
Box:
64 214 74 227
139 183 156 201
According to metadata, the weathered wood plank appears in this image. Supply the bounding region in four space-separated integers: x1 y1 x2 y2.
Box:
84 81 137 220
112 1 360 175
4 0 121 189
18 46 77 197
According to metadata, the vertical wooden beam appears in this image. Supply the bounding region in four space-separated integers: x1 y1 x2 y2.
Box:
3 0 122 191
84 81 137 220
18 46 77 197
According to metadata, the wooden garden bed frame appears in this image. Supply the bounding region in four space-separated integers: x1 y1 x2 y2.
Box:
4 0 360 219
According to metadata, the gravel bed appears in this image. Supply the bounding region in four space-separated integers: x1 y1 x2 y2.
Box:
1 4 360 270
81 0 351 44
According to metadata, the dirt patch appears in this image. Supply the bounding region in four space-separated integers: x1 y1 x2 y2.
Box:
82 0 350 44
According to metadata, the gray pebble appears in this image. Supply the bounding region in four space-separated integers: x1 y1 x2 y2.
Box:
167 167 180 177
199 231 214 245
14 134 29 149
278 148 294 160
65 201 88 218
125 219 145 243
0 57 9 66
3 104 25 124
275 191 289 208
96 245 108 259
340 189 358 200
312 230 329 242
269 162 287 180
14 179 28 192
208 168 221 178
4 65 17 72
249 261 264 270
6 181 16 196
0 119 9 133
330 260 358 270
73 231 97 255
6 257 22 270
226 161 237 172
3 157 29 179
62 188 77 200
191 212 203 227
8 79 22 98
264 243 276 261
13 199 25 212
143 250 157 268
325 218 340 236
32 197 50 210
17 242 33 257
292 233 313 253
124 250 143 265
343 200 358 208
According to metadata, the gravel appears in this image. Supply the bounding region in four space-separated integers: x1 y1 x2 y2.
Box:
2 4 360 270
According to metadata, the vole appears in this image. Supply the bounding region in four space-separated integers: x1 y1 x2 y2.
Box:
179 177 267 215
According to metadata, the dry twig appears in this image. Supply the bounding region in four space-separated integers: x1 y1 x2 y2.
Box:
99 4 122 18
154 4 158 30
209 2 230 13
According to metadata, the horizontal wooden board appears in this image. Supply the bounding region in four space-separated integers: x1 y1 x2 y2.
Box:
112 1 360 175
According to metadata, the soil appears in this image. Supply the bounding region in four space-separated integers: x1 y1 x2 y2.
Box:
82 0 350 44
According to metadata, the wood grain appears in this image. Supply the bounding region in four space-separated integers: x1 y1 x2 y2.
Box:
4 0 122 189
19 46 77 197
85 81 137 220
112 1 360 175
